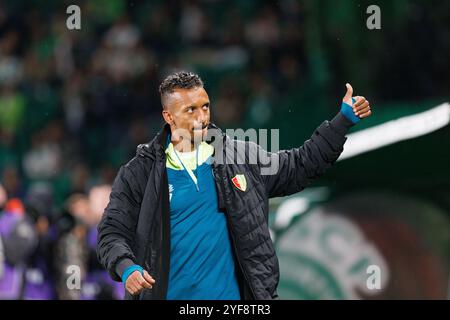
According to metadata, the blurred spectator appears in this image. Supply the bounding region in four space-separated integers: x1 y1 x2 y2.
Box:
0 199 38 299
62 72 85 136
53 187 123 300
0 86 26 145
22 182 57 299
87 185 110 228
0 30 23 85
69 163 90 195
1 166 24 199
54 193 89 300
92 15 152 84
84 184 124 300
179 1 212 45
0 184 6 211
51 13 76 80
245 5 280 48
0 187 6 287
213 79 246 127
244 71 273 127
0 29 25 143
22 127 63 180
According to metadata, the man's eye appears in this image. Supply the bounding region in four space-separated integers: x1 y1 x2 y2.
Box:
187 107 193 113
202 105 209 110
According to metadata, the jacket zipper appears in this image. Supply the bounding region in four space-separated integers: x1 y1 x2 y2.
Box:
212 164 256 300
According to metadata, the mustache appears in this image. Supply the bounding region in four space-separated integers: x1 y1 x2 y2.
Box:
193 123 209 130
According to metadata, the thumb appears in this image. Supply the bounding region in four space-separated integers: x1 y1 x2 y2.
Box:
343 83 353 105
143 270 156 284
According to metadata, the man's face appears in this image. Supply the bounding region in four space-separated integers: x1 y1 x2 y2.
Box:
162 86 211 145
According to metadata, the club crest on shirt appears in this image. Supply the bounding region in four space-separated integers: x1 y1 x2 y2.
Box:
231 174 247 192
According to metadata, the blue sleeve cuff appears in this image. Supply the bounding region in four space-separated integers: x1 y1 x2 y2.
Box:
121 264 144 283
340 97 361 124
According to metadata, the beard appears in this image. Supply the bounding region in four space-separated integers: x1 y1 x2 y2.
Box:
191 123 208 144
193 127 207 140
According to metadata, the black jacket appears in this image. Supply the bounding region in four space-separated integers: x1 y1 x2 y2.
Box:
97 112 354 300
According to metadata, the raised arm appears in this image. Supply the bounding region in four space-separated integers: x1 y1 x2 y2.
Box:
262 83 371 198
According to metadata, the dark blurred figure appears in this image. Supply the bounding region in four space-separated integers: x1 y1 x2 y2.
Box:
53 193 89 300
1 166 25 199
53 188 124 300
0 199 37 299
0 183 6 211
22 182 57 299
84 185 124 300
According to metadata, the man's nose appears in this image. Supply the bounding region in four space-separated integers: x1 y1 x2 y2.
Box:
197 113 207 125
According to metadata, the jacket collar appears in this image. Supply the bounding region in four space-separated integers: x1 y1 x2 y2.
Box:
136 122 225 160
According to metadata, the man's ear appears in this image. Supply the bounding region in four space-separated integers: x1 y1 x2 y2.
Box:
162 109 173 125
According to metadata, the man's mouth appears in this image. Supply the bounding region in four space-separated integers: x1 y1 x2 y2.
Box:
193 124 208 131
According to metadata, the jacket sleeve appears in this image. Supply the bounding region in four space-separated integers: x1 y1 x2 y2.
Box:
261 112 354 198
97 164 143 282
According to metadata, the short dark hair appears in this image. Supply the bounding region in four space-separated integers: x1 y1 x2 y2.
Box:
159 71 204 97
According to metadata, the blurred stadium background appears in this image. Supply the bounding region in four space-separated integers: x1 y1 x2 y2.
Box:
0 0 449 299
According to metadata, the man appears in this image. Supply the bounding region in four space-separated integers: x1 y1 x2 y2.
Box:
97 71 372 300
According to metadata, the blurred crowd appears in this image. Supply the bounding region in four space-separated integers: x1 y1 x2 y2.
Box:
0 182 124 299
0 0 448 299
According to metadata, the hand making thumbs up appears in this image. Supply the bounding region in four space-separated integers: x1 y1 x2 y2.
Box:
341 83 372 123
